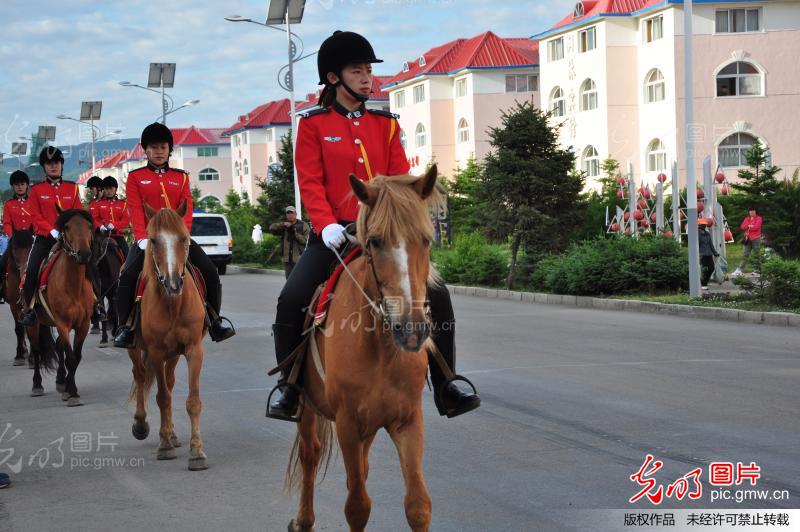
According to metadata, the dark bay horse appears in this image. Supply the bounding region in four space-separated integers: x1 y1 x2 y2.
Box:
127 201 209 471
93 235 123 347
4 229 33 366
28 210 96 405
285 167 442 532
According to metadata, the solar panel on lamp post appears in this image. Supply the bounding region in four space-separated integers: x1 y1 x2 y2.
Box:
148 63 177 125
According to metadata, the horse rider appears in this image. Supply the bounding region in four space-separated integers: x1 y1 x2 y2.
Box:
0 170 33 304
94 176 130 256
267 31 481 421
86 175 104 219
20 147 106 325
113 122 235 347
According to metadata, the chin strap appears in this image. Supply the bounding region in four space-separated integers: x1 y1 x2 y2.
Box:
338 81 370 103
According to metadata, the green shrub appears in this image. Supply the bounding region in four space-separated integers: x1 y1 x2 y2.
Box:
232 234 282 266
529 236 689 295
761 258 800 308
432 232 507 287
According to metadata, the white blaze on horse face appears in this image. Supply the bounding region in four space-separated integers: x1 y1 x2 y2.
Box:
160 232 179 277
391 240 412 317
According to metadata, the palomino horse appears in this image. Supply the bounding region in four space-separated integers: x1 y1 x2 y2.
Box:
285 166 442 532
93 235 123 347
4 229 33 366
127 201 209 471
27 210 95 405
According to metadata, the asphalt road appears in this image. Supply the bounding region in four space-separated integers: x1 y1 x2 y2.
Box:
1 272 798 532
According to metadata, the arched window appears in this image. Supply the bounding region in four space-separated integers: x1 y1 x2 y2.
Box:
198 168 220 182
415 123 426 148
234 161 240 177
573 2 584 17
645 69 665 103
646 139 667 172
457 118 470 143
716 61 762 97
718 132 758 167
243 158 249 176
550 86 565 117
399 130 407 150
582 145 600 178
580 79 597 111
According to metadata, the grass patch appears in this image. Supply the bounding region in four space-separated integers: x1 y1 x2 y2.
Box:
618 292 800 314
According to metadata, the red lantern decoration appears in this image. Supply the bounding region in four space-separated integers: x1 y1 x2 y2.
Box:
617 177 626 186
724 230 733 241
704 217 714 227
662 230 673 238
720 184 729 196
640 219 649 228
634 209 644 221
637 199 647 209
650 212 657 222
715 170 725 183
679 211 685 220
624 211 631 222
657 173 667 183
624 227 631 235
697 202 705 213
611 223 620 232
616 189 626 199
642 188 651 200
696 188 704 199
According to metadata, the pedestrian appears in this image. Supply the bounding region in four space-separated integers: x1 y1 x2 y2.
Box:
733 207 762 276
269 206 309 279
267 30 480 421
698 218 719 289
0 472 10 489
251 223 263 244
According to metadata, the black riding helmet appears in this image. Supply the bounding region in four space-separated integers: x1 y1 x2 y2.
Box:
102 176 118 189
9 170 29 186
86 176 103 189
317 31 382 103
39 146 65 167
140 122 174 152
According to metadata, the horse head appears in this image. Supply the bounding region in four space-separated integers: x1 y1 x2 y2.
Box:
350 164 441 352
10 229 34 275
56 210 94 265
144 201 190 296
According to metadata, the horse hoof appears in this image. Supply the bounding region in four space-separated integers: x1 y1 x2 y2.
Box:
13 357 25 366
61 392 71 401
288 519 314 532
56 382 66 393
30 386 44 397
170 434 182 448
98 341 108 349
132 422 150 441
157 447 177 460
188 455 208 471
67 396 84 407
90 327 100 335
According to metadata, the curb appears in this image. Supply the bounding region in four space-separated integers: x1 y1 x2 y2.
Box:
228 265 799 328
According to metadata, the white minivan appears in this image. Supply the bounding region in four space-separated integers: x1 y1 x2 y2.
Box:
191 213 232 274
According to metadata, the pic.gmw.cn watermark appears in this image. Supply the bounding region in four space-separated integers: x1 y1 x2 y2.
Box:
1 422 145 473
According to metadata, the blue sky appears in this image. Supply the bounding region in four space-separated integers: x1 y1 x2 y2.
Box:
1 0 574 157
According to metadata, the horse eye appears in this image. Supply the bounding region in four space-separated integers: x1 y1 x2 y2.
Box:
368 237 382 249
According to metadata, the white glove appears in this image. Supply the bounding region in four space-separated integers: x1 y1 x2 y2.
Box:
99 225 108 233
137 238 148 250
321 223 346 249
49 229 60 239
107 223 115 231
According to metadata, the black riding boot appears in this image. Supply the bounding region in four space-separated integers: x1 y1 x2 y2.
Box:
113 276 136 348
206 279 235 342
266 323 304 422
428 320 481 418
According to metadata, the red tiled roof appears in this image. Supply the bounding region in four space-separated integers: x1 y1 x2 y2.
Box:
548 0 660 32
125 143 146 162
382 32 539 88
171 126 227 146
223 99 292 136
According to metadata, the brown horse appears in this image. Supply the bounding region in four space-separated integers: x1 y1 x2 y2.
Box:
285 166 442 532
4 229 33 366
28 210 95 406
127 201 209 471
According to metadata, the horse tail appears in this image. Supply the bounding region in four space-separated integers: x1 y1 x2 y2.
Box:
38 326 59 372
284 415 336 495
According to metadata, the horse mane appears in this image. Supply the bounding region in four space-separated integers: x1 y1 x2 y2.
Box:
55 209 93 230
146 207 189 237
11 229 33 248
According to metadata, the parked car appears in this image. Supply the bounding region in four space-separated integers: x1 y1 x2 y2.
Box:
190 213 232 274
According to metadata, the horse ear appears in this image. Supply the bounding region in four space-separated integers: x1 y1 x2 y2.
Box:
349 174 377 207
414 164 438 199
176 200 188 217
143 202 156 219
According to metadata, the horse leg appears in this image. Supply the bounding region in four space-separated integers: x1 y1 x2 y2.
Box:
165 356 181 448
153 356 176 461
336 419 372 532
100 318 108 346
28 324 44 396
185 342 207 471
53 327 67 393
57 323 79 406
388 410 432 532
289 411 322 532
128 348 150 440
65 321 89 407
13 322 27 365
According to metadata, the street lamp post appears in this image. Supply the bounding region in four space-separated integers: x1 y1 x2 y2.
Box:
683 0 701 297
148 63 176 125
58 102 101 176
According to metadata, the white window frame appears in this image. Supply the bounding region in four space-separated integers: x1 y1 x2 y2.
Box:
198 167 220 182
573 2 584 17
413 84 425 104
582 146 600 178
243 158 249 176
717 132 758 168
394 90 406 108
197 147 219 157
399 130 407 150
550 87 565 117
455 78 467 98
457 118 470 143
265 129 274 142
715 8 761 34
415 123 426 148
645 69 666 103
579 26 596 52
547 37 564 62
715 61 763 97
644 15 663 43
580 79 598 111
646 139 667 172
505 75 539 93
234 161 240 177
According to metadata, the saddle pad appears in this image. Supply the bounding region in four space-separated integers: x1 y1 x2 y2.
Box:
313 246 362 324
39 249 64 289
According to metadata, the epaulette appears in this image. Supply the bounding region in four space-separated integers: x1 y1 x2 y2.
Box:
298 107 330 119
368 109 400 120
129 165 149 174
169 167 188 174
31 181 47 187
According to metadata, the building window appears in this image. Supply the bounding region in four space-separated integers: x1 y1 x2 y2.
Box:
198 167 220 182
582 146 600 178
645 69 666 103
243 159 249 176
573 2 584 17
266 129 273 142
547 37 564 62
234 136 240 147
197 147 219 157
234 161 240 177
457 118 469 143
579 26 596 52
580 79 598 111
242 132 248 144
400 130 407 150
413 84 425 104
415 123 426 148
455 78 467 98
402 62 409 72
550 87 565 117
644 15 663 42
419 56 426 67
505 75 538 93
718 132 757 167
716 61 762 97
394 90 406 108
715 8 760 33
646 139 667 172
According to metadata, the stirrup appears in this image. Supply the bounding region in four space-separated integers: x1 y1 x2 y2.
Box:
209 315 236 342
436 374 479 404
266 382 304 423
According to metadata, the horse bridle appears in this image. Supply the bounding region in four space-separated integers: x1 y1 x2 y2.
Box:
60 226 91 262
148 237 187 289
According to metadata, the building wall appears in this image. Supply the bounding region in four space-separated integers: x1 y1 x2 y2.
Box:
173 144 232 203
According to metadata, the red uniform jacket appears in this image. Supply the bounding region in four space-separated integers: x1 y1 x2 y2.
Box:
88 198 102 224
125 164 193 241
295 102 410 231
2 196 34 236
27 180 83 236
740 215 763 240
95 196 131 236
